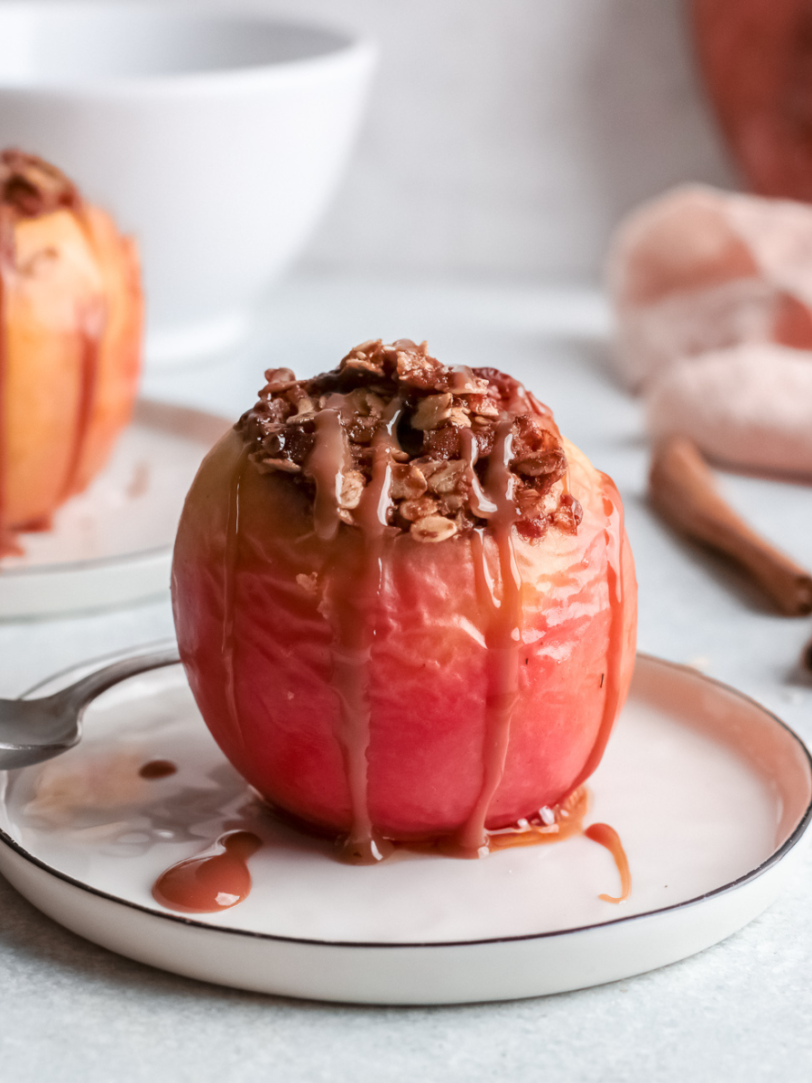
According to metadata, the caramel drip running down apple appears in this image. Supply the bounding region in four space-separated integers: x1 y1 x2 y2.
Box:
456 417 523 856
569 474 627 793
57 303 105 506
306 395 404 864
222 447 250 754
310 406 347 540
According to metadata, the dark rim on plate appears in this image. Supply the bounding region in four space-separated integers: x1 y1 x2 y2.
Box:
0 648 810 950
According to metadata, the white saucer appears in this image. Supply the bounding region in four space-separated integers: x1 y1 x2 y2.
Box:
0 650 809 1004
0 402 230 619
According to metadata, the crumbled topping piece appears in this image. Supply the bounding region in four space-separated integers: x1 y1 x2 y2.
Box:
410 515 458 543
0 149 80 219
236 339 580 543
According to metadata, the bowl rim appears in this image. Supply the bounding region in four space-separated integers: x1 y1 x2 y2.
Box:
0 1 377 96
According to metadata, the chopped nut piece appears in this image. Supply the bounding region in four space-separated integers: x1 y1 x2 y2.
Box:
424 459 467 495
349 339 380 356
396 346 444 390
447 367 489 394
339 470 365 510
439 493 466 512
411 393 453 431
249 454 302 475
411 515 458 542
390 463 428 500
263 368 297 393
514 453 566 478
447 407 472 428
346 415 378 444
359 390 386 418
400 496 439 521
342 357 384 378
286 386 316 416
467 395 500 419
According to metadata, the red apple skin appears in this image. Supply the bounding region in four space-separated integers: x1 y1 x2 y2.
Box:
172 428 637 840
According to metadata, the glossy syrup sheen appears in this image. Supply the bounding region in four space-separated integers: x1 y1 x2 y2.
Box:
152 830 262 914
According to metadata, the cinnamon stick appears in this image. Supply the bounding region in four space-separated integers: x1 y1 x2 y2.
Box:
802 634 812 673
649 436 812 617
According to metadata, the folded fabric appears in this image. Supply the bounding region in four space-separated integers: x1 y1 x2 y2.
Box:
608 185 812 389
645 343 812 478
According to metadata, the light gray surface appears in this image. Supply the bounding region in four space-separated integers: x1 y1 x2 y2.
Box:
2 277 812 1081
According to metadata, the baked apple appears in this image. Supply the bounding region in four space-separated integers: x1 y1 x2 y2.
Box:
0 149 142 554
172 341 637 861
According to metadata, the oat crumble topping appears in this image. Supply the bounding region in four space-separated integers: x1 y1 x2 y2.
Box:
236 339 583 543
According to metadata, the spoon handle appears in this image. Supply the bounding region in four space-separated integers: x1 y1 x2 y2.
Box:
0 647 183 772
54 647 182 714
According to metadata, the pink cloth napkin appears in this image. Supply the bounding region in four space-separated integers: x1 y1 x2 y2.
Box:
608 184 812 476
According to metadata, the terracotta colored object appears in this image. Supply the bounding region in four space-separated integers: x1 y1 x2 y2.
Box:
0 150 142 554
691 0 812 201
607 184 812 387
649 434 812 617
173 341 637 858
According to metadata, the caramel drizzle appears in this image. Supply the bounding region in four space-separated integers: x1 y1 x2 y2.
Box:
280 405 627 876
310 407 347 541
584 822 632 903
456 417 523 855
568 473 626 792
483 785 588 852
307 397 403 864
152 830 262 914
58 302 105 503
223 447 250 753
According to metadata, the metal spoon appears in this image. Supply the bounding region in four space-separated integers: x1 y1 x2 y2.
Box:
0 646 181 771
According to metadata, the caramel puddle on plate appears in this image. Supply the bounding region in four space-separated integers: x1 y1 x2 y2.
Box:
138 759 178 780
152 830 262 914
150 790 630 916
584 822 632 903
404 786 632 905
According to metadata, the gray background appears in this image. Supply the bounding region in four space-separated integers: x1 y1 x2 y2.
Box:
35 0 738 279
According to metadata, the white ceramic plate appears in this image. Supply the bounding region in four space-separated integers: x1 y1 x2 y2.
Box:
0 402 230 618
0 649 809 1004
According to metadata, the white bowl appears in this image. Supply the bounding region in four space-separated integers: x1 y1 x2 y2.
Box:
0 3 376 366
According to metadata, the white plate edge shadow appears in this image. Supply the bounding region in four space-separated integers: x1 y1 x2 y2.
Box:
0 651 810 1004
